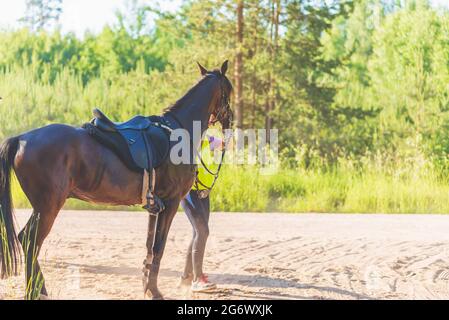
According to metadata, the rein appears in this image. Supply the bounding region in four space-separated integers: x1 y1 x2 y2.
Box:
165 82 231 194
194 134 231 193
165 110 227 192
195 88 233 193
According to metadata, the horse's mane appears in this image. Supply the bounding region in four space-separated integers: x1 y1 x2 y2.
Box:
163 69 231 114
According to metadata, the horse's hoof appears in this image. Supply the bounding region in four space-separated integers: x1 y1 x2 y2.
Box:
145 289 164 300
39 294 50 300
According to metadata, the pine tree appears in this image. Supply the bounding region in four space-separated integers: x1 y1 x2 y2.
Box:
21 0 63 32
234 0 244 129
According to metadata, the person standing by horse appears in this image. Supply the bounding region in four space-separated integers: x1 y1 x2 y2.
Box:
179 130 226 292
0 61 233 300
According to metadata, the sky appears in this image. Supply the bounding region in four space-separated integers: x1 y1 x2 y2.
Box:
0 0 448 37
0 0 182 37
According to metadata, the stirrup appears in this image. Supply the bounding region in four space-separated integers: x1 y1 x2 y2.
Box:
143 193 165 216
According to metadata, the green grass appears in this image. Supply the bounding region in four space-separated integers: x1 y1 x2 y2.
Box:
212 164 449 213
2 54 449 214
11 163 449 214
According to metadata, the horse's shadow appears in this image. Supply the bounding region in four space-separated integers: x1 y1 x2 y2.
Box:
202 272 372 300
49 261 372 300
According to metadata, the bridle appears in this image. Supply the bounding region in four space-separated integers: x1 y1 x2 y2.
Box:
165 72 233 195
195 74 233 194
209 76 233 128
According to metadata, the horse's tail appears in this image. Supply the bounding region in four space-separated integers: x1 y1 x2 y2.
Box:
0 136 20 279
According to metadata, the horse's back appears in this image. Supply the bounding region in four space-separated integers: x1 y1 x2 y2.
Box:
14 123 143 205
16 123 131 169
20 123 80 142
13 124 88 167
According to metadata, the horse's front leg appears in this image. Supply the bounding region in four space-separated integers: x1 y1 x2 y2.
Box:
142 199 179 300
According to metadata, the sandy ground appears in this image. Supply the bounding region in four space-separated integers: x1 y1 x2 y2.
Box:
2 210 449 300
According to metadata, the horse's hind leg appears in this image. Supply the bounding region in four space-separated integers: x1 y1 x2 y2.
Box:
18 211 47 299
16 177 68 300
18 201 65 300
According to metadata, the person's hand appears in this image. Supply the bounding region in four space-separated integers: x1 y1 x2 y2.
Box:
209 136 224 151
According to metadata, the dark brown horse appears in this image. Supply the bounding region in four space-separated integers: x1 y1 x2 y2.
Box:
0 61 233 300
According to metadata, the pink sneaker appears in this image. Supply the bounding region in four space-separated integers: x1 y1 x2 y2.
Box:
191 274 217 292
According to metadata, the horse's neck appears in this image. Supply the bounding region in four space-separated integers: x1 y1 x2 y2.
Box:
173 102 210 134
170 81 216 142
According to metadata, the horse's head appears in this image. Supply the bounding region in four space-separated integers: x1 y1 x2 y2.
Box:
197 61 234 130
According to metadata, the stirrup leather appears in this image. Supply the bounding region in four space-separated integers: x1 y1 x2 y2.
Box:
143 169 165 216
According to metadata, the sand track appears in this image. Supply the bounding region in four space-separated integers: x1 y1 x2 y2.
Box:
2 210 449 300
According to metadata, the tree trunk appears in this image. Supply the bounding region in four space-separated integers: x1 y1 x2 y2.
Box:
251 1 259 129
266 0 280 143
234 0 244 129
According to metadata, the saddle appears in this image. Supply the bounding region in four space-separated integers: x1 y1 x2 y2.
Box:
82 108 173 215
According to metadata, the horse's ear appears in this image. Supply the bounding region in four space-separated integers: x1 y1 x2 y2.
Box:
197 62 208 76
221 60 229 76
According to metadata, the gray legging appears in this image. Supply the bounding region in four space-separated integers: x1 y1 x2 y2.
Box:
180 189 210 281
